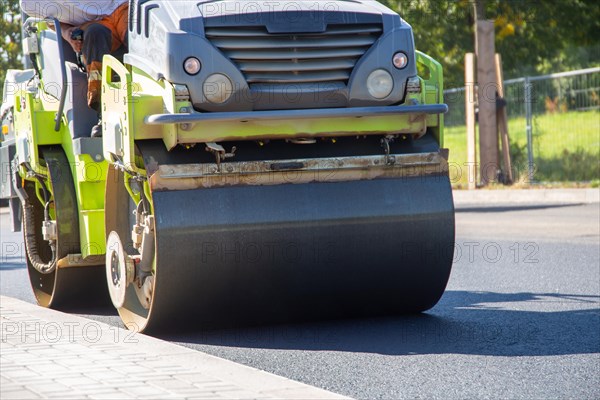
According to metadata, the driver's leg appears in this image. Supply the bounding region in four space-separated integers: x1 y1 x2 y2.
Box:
81 23 112 112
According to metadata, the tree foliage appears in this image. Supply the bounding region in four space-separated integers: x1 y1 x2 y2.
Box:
0 0 598 97
1 0 23 101
382 0 600 88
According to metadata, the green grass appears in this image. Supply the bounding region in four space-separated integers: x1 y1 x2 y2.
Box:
444 110 600 187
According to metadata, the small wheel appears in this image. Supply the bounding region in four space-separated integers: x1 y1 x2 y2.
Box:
105 165 153 331
105 231 134 309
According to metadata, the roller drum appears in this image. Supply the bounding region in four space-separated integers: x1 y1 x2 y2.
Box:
143 175 454 332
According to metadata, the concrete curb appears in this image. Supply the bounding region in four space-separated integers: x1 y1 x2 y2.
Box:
0 296 348 399
453 188 600 206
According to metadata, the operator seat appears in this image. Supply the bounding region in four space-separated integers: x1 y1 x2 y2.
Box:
38 26 99 139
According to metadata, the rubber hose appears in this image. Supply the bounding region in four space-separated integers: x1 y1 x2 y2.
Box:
22 201 57 274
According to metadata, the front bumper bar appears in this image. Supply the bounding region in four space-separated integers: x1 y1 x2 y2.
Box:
145 104 448 125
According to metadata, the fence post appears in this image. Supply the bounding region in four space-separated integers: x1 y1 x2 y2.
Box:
476 20 499 185
524 76 535 182
465 53 477 189
495 54 513 184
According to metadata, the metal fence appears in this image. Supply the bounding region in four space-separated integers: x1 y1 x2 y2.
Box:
444 67 600 182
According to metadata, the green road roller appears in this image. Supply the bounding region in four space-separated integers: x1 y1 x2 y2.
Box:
1 0 455 333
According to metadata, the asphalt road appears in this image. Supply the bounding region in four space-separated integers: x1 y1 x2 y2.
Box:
1 202 599 399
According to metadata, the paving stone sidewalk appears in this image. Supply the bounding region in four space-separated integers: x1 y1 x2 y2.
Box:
0 296 347 400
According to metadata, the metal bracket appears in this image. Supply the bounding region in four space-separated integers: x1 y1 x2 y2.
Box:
42 220 57 241
205 142 236 171
129 204 155 310
11 158 28 204
380 135 396 165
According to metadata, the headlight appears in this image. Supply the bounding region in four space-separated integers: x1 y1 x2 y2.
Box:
366 69 393 99
203 74 233 104
392 52 408 69
183 57 201 75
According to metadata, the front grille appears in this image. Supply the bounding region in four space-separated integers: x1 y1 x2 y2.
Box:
205 23 383 86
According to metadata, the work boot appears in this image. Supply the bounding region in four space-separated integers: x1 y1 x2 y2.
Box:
91 120 102 137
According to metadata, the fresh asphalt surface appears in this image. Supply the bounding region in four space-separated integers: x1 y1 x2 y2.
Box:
1 202 599 399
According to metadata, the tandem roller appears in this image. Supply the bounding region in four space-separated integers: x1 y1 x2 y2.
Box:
1 1 456 333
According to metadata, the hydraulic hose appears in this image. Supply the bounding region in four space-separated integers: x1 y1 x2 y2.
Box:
18 165 57 274
22 200 57 274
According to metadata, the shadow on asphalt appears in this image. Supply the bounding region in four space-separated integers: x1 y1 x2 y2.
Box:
0 256 26 270
0 263 26 271
167 290 600 357
67 306 118 316
455 203 581 213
